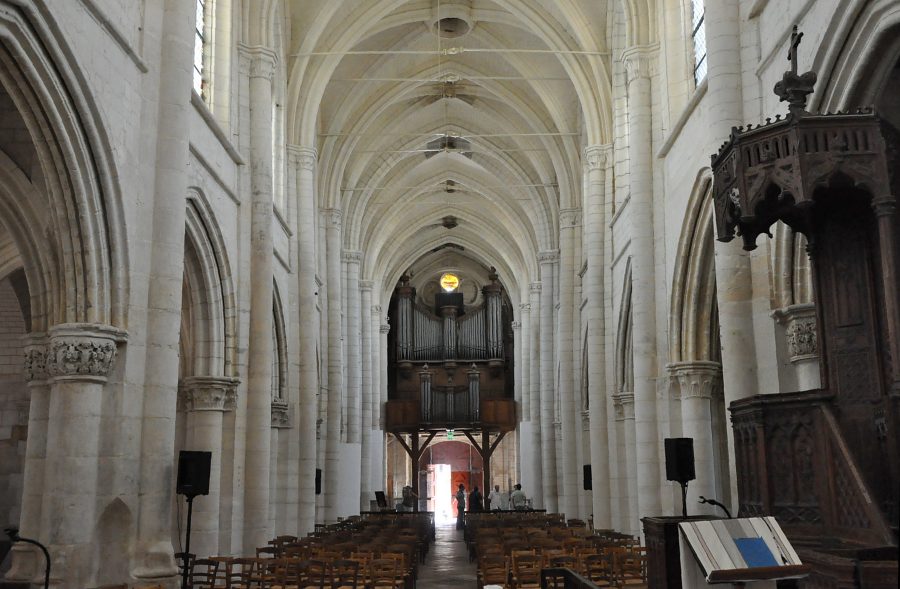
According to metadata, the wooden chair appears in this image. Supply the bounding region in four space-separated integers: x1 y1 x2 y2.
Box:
222 557 258 589
300 559 329 589
368 558 403 589
583 553 615 587
189 558 221 589
330 558 360 589
510 553 542 589
610 547 647 587
477 554 510 589
257 546 279 559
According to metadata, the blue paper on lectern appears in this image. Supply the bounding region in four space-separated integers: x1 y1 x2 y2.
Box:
734 537 779 567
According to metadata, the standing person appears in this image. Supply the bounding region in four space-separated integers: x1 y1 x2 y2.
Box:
455 483 467 529
401 485 418 512
487 484 503 511
510 483 527 510
469 486 483 512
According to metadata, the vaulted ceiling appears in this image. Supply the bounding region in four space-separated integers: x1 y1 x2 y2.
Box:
282 0 632 303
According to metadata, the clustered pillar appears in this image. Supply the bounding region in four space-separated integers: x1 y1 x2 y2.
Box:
558 209 581 518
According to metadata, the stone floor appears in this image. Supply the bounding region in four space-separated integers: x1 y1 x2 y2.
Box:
417 523 478 588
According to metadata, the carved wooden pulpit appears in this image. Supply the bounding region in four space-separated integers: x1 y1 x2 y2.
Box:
711 27 898 588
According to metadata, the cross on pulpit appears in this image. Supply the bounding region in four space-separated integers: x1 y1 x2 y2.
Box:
787 25 803 74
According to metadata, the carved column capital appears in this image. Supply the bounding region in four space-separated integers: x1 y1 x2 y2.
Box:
380 324 391 334
613 391 635 420
511 321 521 330
772 303 818 362
359 280 374 292
45 324 126 383
271 399 291 428
287 145 318 171
342 250 363 264
181 376 240 411
667 361 723 400
584 145 613 171
519 303 531 312
530 282 542 294
323 208 342 228
581 410 591 432
560 208 582 229
622 45 658 84
23 333 48 383
538 250 560 264
239 44 277 81
871 194 896 217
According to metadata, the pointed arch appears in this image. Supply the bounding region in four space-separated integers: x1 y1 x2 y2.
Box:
0 3 128 330
183 190 238 378
669 172 720 364
615 259 634 394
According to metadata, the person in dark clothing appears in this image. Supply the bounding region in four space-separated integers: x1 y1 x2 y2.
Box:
469 486 483 512
455 484 467 529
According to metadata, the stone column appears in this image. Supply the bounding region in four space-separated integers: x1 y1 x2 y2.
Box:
518 305 531 422
344 251 362 446
772 304 819 390
528 283 543 508
623 45 662 522
585 145 612 528
375 320 389 491
669 362 722 515
5 335 49 583
323 209 343 522
240 44 278 550
539 251 558 512
706 0 755 511
41 324 123 586
133 0 193 577
360 280 373 510
289 146 319 535
558 210 581 517
614 391 639 535
182 376 238 558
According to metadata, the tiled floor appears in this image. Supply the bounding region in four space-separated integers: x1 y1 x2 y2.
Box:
417 524 478 588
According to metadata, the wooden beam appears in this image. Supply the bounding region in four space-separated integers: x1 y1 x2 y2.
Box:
392 432 413 457
487 431 507 458
462 431 484 458
417 431 438 461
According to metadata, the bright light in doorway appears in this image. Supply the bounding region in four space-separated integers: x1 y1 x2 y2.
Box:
434 464 454 525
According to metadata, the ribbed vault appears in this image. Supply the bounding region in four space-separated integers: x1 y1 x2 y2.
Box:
284 0 627 299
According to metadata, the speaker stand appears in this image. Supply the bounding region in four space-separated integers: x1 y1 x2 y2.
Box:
181 494 196 589
679 482 689 519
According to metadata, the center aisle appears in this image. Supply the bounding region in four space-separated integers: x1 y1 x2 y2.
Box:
417 523 478 588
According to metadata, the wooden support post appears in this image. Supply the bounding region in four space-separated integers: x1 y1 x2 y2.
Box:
411 433 419 512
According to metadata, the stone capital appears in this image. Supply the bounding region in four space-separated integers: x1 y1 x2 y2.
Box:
511 321 521 330
372 304 382 314
667 361 722 400
772 303 818 362
584 145 613 171
380 324 391 334
359 280 374 292
342 250 363 264
322 208 342 228
45 324 126 383
519 303 531 312
613 391 635 420
622 45 658 84
530 282 542 294
560 208 582 228
538 250 560 264
271 399 291 428
181 376 240 411
239 44 277 81
581 410 591 431
22 332 48 383
287 145 318 171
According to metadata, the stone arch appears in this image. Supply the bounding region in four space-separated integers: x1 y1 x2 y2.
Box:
182 191 238 379
669 173 720 365
615 259 634 394
272 282 288 403
0 3 127 331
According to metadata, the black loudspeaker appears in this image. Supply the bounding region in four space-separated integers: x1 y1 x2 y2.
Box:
176 450 211 496
583 464 592 490
315 468 322 495
664 438 695 483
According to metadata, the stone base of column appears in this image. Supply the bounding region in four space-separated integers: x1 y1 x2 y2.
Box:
3 544 42 583
131 540 179 580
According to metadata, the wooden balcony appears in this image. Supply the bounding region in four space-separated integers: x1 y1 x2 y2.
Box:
384 397 516 433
